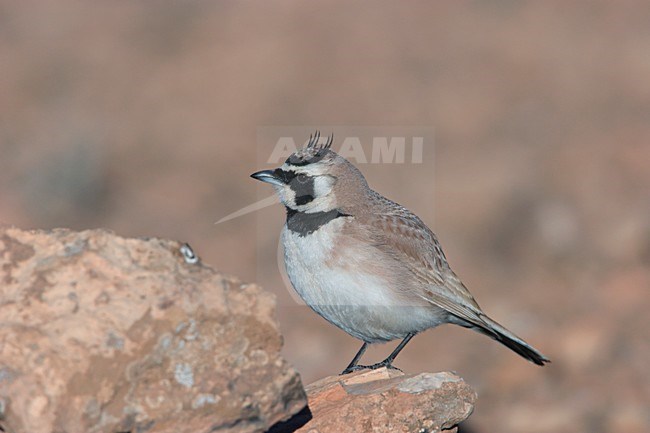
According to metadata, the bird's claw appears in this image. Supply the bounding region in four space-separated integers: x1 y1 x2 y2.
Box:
340 365 366 375
340 360 402 375
367 360 402 371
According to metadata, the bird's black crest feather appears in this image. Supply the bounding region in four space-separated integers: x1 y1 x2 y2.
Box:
306 130 333 153
286 131 334 166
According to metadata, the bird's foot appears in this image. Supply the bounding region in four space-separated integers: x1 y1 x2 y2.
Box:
340 359 402 375
340 365 367 375
367 359 402 372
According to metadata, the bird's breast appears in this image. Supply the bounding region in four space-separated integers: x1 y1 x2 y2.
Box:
282 218 391 304
281 218 439 342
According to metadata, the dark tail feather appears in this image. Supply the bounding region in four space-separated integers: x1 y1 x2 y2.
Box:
474 314 550 366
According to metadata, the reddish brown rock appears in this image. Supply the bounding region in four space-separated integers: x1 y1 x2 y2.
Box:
296 368 476 433
0 227 306 433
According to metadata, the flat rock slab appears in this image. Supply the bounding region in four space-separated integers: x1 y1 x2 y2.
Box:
0 227 306 433
297 368 476 433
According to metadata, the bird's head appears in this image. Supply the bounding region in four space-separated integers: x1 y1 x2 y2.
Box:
251 131 368 213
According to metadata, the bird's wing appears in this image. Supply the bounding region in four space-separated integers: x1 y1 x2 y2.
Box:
353 199 550 365
363 211 489 328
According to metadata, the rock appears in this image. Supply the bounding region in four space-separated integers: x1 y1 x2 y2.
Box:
0 227 306 433
293 368 476 433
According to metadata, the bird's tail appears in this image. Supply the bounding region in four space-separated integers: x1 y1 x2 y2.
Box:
473 313 550 366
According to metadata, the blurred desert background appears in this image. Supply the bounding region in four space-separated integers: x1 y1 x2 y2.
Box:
1 2 649 432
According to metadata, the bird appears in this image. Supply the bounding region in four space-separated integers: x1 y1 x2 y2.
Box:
251 131 550 374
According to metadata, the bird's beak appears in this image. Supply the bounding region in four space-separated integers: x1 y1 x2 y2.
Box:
250 169 284 187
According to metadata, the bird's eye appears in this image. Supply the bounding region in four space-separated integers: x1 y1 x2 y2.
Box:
297 174 308 183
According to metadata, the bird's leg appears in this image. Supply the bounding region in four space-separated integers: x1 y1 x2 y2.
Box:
366 333 416 371
340 342 368 375
341 333 416 374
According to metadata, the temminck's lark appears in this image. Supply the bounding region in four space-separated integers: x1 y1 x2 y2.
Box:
252 132 549 374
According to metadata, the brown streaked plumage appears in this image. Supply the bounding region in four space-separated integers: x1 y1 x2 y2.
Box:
251 132 550 374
